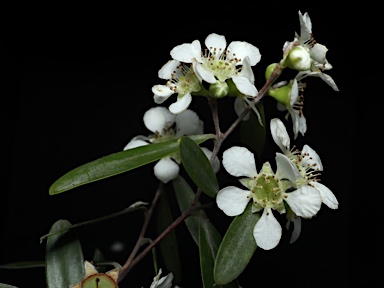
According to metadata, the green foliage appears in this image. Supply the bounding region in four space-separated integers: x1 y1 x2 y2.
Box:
45 219 84 288
179 136 219 198
173 176 239 288
49 134 215 195
172 175 202 246
214 203 260 285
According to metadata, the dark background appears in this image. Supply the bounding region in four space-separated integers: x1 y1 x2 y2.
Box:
1 7 369 288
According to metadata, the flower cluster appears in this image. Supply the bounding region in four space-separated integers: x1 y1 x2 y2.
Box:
126 9 339 254
267 11 339 139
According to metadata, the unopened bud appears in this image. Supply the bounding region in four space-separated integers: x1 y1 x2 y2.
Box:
285 46 311 71
209 81 229 98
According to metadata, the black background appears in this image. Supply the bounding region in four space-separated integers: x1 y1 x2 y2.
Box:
1 6 370 288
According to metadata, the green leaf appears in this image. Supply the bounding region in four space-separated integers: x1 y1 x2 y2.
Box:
45 219 85 288
49 134 215 195
199 218 222 288
155 191 182 285
172 175 203 246
0 261 45 269
179 136 219 198
173 176 240 288
0 284 19 288
214 203 260 285
239 101 265 160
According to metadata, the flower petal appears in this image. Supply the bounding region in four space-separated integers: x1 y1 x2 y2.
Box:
158 60 180 79
289 216 301 244
233 97 250 120
231 76 257 96
201 147 220 174
222 146 257 178
270 118 290 153
301 145 323 171
216 186 251 216
311 182 339 209
310 43 328 65
123 136 150 150
275 153 302 183
227 41 261 66
195 63 216 84
152 85 174 97
169 93 192 114
290 108 307 139
253 208 282 250
175 109 201 136
205 33 226 57
153 157 180 184
238 56 255 83
144 106 175 133
284 185 322 218
298 11 312 43
170 41 202 63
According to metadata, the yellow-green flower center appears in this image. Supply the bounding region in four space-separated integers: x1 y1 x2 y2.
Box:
251 174 284 210
202 48 240 82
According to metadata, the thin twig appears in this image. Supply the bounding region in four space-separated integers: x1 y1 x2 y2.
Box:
119 202 214 279
118 182 164 282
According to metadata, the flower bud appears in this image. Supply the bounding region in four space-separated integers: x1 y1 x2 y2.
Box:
209 81 229 98
284 46 311 71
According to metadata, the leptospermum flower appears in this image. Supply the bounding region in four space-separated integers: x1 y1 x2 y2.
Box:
270 117 339 242
124 106 219 183
268 78 307 139
283 11 339 91
216 146 322 250
170 33 261 98
150 268 174 288
152 60 203 114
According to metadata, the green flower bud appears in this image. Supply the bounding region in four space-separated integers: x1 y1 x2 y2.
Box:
284 46 311 71
268 83 292 108
209 81 229 98
265 63 278 81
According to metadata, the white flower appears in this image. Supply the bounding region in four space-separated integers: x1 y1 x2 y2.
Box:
149 269 174 288
270 117 339 242
271 78 307 139
152 60 202 114
283 11 339 91
216 146 322 250
124 106 219 183
170 33 261 97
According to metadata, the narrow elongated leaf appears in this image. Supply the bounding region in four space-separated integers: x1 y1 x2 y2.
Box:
155 192 182 285
50 134 215 195
173 176 240 288
199 219 222 288
214 203 260 285
0 284 18 288
0 261 45 269
172 175 203 245
45 219 84 288
179 136 219 198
